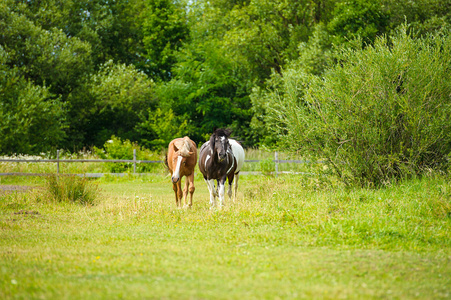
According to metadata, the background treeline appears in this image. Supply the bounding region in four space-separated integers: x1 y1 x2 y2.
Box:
1 0 450 185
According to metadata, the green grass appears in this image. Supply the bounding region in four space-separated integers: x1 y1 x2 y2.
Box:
1 173 450 299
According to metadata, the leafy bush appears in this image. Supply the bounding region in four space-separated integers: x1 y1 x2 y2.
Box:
94 136 162 173
259 158 276 175
45 175 99 205
136 108 188 150
265 27 451 186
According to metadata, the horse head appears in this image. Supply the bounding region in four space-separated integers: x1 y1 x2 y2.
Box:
174 137 194 158
210 128 231 163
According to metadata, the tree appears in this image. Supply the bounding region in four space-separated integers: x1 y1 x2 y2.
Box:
69 61 156 147
328 0 389 45
0 48 66 154
142 0 189 81
261 28 451 186
206 0 335 84
0 2 93 97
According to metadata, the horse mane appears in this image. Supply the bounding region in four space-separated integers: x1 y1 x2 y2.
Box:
213 128 231 138
174 136 191 157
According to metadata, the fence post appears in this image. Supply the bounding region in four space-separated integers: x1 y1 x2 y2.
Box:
133 149 136 174
57 150 60 174
275 151 279 177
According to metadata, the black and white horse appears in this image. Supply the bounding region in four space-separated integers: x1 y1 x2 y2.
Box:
198 129 245 207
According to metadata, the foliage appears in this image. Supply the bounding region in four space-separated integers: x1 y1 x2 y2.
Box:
83 61 156 146
216 0 335 82
1 0 451 153
0 2 94 97
158 37 255 144
94 136 161 173
259 158 275 175
328 0 389 45
382 0 451 35
45 175 99 205
250 23 333 146
265 27 451 186
0 48 66 154
65 60 156 148
136 108 189 150
142 0 189 81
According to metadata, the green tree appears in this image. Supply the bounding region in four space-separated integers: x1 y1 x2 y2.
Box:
70 61 156 147
208 0 335 84
156 36 254 144
0 48 66 154
250 23 333 147
328 0 389 45
0 2 93 97
136 108 188 150
382 0 451 34
142 0 189 81
262 28 451 186
11 0 148 69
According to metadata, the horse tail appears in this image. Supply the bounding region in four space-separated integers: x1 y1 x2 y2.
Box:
164 152 169 171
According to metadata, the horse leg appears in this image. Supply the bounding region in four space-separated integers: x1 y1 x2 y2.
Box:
182 176 188 207
176 180 183 208
185 173 195 208
234 173 240 202
205 179 216 207
218 178 226 207
227 172 234 201
172 182 180 207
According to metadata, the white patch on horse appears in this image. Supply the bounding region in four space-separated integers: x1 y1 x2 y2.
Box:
205 155 211 170
218 182 225 206
226 153 235 174
205 179 217 207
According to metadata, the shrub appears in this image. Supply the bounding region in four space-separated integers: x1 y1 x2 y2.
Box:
267 26 451 186
259 158 276 175
94 136 162 173
45 175 99 205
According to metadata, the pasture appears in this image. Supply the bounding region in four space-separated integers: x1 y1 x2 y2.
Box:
1 172 451 299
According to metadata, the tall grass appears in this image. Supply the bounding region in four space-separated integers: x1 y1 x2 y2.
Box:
45 175 99 205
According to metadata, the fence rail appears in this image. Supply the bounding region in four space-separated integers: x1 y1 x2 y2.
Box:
1 150 320 177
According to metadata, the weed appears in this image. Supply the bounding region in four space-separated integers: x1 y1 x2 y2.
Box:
45 175 99 205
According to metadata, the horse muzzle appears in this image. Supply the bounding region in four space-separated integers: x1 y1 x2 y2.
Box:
171 176 180 183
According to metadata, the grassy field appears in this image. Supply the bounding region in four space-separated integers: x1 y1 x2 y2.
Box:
1 172 451 299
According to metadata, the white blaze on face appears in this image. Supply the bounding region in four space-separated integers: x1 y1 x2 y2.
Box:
172 156 183 182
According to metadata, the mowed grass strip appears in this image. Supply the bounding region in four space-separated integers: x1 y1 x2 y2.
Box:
1 174 450 299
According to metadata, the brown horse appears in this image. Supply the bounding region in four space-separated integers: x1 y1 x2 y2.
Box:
166 136 197 208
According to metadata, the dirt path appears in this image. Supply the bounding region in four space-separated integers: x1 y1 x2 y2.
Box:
0 185 36 194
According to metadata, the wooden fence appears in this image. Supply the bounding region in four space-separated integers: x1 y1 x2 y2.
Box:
0 150 319 177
